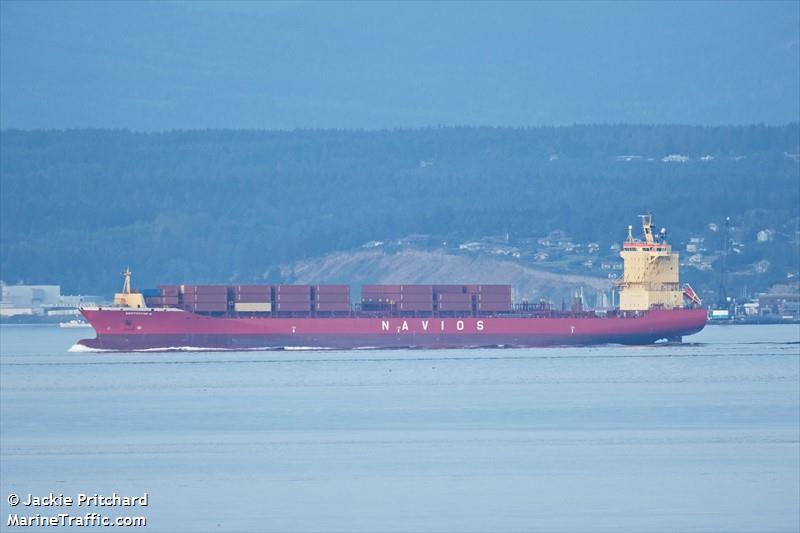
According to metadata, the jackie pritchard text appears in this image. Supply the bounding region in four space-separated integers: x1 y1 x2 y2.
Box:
8 492 148 507
6 493 148 528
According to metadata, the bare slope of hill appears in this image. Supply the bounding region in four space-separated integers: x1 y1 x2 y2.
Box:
284 249 610 303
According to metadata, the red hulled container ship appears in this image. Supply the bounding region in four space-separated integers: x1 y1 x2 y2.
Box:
77 216 707 351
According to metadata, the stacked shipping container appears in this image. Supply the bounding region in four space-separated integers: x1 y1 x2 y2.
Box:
144 296 179 307
314 285 350 312
436 292 473 312
397 285 433 312
433 285 469 294
361 285 434 312
432 284 513 312
181 285 228 312
274 285 311 312
360 284 513 313
158 285 180 297
234 285 271 312
141 283 513 315
475 284 513 312
141 288 167 308
142 285 180 308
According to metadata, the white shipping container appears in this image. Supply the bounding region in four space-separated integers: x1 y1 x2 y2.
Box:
234 302 272 312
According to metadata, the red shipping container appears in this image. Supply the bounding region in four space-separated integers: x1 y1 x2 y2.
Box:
315 303 351 312
236 292 271 299
433 285 467 294
236 294 271 301
275 302 312 311
317 299 349 304
438 302 473 312
476 294 512 302
183 292 228 301
400 285 432 292
316 289 349 296
186 303 228 312
275 294 311 303
235 290 270 296
477 302 512 311
316 286 350 295
235 285 271 292
399 295 432 301
182 292 227 298
158 285 181 297
183 293 228 301
276 285 311 292
397 302 433 311
477 289 511 296
477 302 512 309
477 284 512 293
478 293 512 299
437 293 472 302
315 285 349 292
183 285 228 293
235 294 271 303
150 295 179 304
183 300 227 307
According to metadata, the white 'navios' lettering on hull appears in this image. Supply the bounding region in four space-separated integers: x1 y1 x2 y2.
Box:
380 319 487 333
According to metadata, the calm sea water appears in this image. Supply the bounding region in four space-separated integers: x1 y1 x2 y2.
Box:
1 324 798 532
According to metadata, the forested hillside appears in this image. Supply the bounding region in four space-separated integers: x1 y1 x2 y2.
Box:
1 125 798 294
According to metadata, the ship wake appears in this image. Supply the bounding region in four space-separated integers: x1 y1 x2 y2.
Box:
69 344 341 353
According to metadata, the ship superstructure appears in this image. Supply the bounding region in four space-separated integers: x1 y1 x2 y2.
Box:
113 267 146 308
617 215 698 311
77 216 707 351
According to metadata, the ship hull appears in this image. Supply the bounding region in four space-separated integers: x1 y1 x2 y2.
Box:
77 308 707 351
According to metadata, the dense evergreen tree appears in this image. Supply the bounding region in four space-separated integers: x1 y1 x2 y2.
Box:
1 125 797 294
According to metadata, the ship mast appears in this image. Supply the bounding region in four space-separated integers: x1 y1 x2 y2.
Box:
114 267 145 308
121 267 132 294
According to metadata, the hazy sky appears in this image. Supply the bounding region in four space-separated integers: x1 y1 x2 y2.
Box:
1 1 798 129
